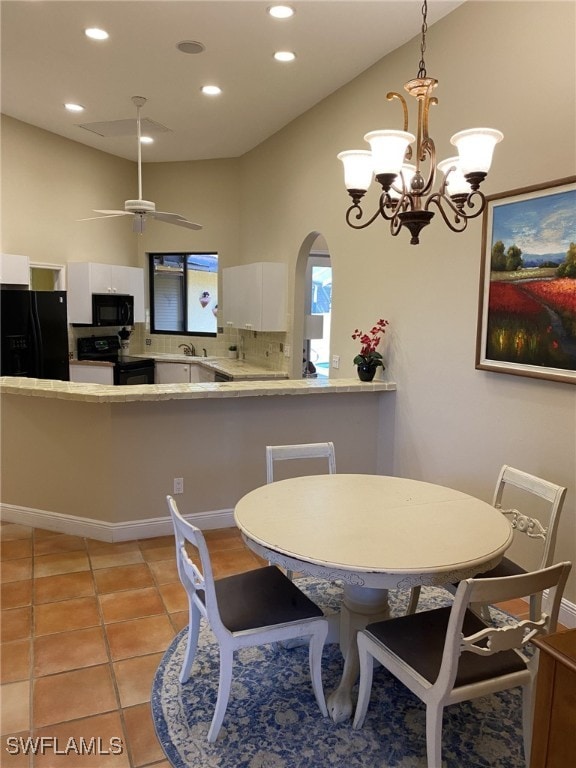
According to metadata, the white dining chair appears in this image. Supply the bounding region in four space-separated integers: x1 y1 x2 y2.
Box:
166 495 329 742
266 442 336 580
266 441 336 482
407 465 568 618
353 561 572 768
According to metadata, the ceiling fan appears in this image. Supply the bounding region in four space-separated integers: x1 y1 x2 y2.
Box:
80 96 202 233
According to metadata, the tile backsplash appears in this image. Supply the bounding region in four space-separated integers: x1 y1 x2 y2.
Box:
70 323 290 373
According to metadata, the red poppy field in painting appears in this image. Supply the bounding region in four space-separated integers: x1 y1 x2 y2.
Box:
486 278 576 370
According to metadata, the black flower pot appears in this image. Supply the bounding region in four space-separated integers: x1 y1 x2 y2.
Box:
357 363 377 382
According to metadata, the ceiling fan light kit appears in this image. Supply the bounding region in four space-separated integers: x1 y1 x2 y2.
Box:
337 0 503 245
81 96 202 234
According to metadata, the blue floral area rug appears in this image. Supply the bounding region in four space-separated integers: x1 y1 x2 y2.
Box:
151 580 526 768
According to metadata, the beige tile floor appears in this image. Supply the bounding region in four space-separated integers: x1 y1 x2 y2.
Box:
1 521 567 767
0 522 264 767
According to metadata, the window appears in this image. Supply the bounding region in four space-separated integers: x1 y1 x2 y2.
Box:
149 253 218 336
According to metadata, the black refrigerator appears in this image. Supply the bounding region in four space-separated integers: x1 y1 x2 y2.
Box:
1 290 69 380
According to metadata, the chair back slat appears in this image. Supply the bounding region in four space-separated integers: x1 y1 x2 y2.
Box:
500 508 547 541
462 618 549 657
436 562 571 698
266 442 336 483
492 465 567 569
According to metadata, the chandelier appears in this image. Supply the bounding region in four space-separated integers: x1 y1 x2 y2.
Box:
337 0 503 245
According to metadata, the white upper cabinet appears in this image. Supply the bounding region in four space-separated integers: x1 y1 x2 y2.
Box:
67 262 145 324
223 262 287 331
0 253 30 286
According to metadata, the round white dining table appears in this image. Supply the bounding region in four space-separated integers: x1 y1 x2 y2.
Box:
234 473 513 722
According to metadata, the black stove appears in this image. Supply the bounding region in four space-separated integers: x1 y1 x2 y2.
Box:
77 336 155 385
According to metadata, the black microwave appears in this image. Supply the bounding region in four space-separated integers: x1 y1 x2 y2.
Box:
92 294 134 327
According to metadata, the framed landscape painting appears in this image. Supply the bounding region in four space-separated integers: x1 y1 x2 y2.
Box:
476 177 576 384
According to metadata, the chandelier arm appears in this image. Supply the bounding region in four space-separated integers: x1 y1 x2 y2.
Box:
387 90 413 162
426 193 469 233
426 190 487 232
389 213 404 237
344 199 388 230
387 91 409 132
382 191 410 222
421 94 438 149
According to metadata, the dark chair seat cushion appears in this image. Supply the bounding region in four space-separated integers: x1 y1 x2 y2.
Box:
365 607 526 687
449 557 525 590
473 556 526 580
210 566 323 633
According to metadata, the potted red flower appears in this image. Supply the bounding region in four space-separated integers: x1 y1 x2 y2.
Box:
352 319 389 381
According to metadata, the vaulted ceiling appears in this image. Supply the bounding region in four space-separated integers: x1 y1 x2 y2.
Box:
1 0 463 162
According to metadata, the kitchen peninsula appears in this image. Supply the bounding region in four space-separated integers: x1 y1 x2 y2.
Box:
1 376 396 541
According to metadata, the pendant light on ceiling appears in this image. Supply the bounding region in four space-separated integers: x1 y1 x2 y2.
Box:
337 0 503 245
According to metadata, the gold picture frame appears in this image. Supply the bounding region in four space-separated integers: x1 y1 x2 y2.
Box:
476 177 576 384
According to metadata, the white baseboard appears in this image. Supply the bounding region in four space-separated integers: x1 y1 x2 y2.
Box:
1 501 574 628
558 598 576 629
544 588 576 630
0 502 235 542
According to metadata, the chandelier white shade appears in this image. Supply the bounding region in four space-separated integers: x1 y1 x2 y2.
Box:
450 128 503 175
337 1 503 245
336 150 374 192
363 130 415 176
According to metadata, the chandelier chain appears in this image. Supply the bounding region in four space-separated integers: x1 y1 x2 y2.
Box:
417 0 428 79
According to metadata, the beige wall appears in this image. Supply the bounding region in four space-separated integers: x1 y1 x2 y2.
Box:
1 116 138 264
1 391 393 524
1 2 575 600
237 0 576 600
0 117 241 275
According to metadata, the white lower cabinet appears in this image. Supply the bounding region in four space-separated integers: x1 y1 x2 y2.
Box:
155 362 216 384
69 363 114 385
196 366 216 383
155 362 192 384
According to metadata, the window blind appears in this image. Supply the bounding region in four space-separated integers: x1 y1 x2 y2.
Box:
153 272 184 332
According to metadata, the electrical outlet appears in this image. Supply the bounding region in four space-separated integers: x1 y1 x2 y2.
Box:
173 477 184 495
284 344 291 358
332 355 340 369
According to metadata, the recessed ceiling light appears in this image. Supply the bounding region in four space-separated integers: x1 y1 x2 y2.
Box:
64 103 85 112
268 5 295 19
201 85 222 96
140 136 154 144
176 40 205 55
274 51 296 62
85 27 109 41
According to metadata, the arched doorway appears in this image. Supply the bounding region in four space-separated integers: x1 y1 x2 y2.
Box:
291 233 332 379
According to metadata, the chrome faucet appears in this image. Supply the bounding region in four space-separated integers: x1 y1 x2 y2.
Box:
178 343 196 356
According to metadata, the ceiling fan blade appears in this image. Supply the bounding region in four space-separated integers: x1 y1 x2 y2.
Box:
94 209 132 216
80 100 202 234
77 211 130 221
153 211 203 230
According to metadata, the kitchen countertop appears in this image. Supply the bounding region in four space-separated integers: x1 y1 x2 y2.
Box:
0 375 396 403
147 353 288 381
